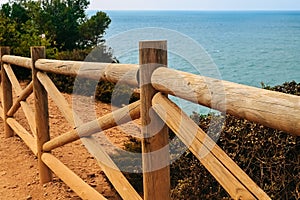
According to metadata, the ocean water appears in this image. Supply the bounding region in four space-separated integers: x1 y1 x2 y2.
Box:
88 10 300 88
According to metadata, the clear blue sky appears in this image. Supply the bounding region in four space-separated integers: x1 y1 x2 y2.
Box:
0 0 299 11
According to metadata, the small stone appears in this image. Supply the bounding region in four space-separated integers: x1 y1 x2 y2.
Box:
64 194 72 198
9 185 18 189
87 173 96 178
25 195 33 200
0 171 7 176
67 188 73 192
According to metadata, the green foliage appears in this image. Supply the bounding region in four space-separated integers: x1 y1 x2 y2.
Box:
0 15 19 47
0 0 111 55
1 1 29 24
78 11 111 49
0 0 114 90
118 81 300 199
84 45 118 63
37 0 89 50
262 80 300 95
0 1 52 56
0 4 52 80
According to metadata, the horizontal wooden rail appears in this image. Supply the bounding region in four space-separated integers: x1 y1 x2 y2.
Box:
2 55 32 69
3 53 300 136
1 56 139 86
152 68 300 136
35 59 139 86
152 93 271 199
43 100 141 151
42 153 107 200
1 44 298 200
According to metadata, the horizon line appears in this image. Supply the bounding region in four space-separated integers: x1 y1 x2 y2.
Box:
87 9 300 12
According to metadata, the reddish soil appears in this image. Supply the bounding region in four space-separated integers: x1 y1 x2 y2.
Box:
0 91 141 200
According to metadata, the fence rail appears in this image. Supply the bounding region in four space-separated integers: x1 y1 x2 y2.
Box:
0 42 299 199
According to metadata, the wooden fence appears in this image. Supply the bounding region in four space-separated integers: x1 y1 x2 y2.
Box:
0 41 299 200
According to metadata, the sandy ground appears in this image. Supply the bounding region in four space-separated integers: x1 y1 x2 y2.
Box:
0 90 141 200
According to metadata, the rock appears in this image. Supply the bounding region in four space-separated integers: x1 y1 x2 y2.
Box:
67 188 73 192
8 185 18 189
87 173 96 178
0 171 7 176
25 195 33 200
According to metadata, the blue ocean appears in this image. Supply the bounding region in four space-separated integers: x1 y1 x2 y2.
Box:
88 11 300 114
88 10 300 88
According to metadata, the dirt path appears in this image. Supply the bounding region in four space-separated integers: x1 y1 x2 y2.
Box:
0 92 139 199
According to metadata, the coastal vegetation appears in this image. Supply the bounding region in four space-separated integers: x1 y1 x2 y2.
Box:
0 1 299 198
0 0 122 102
119 81 299 199
0 0 111 56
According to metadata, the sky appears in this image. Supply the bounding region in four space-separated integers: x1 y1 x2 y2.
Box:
0 0 299 11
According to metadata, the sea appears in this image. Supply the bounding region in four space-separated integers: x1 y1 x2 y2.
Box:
88 10 300 114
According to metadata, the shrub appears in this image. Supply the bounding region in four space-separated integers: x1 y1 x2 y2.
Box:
117 81 300 199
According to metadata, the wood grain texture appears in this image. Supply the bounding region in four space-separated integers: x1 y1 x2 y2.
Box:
3 63 23 94
7 81 33 117
37 72 79 127
31 46 52 183
2 56 139 86
2 63 36 135
152 93 271 200
42 153 107 200
3 52 299 136
43 100 140 151
35 59 139 86
1 55 32 69
7 118 37 155
152 67 300 136
1 47 13 138
139 41 170 200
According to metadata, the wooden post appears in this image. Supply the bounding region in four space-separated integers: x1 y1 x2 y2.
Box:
31 46 52 183
139 41 170 200
0 47 14 138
